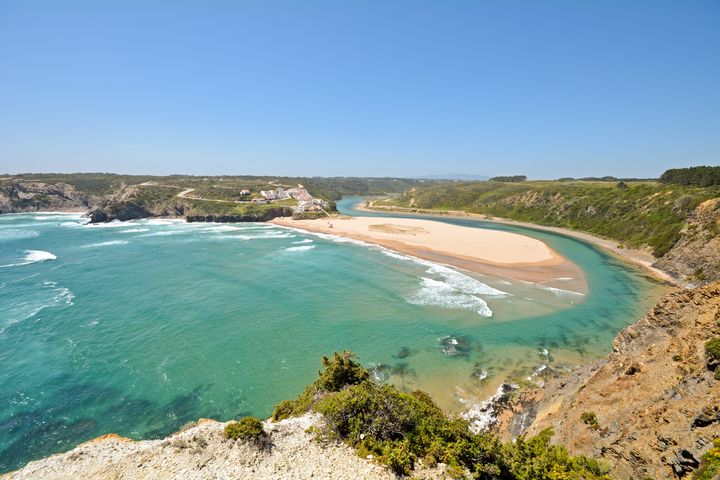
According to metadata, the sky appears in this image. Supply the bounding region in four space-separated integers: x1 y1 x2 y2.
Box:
0 0 718 179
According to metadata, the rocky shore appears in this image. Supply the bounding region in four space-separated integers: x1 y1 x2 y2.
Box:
2 414 439 480
496 282 720 479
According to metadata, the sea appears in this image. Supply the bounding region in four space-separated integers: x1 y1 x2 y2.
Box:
0 197 667 472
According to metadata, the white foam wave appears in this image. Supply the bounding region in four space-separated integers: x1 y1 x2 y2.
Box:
144 219 185 226
406 277 493 317
284 245 316 253
120 228 149 233
292 238 314 244
29 214 82 221
200 225 242 233
243 231 296 240
425 263 507 296
138 230 184 237
1 250 57 268
81 240 129 248
462 384 519 433
0 229 40 241
1 280 74 335
84 220 127 228
380 250 413 261
537 285 585 296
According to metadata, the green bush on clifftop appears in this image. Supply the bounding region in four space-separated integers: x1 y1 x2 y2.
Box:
273 351 609 478
224 416 267 445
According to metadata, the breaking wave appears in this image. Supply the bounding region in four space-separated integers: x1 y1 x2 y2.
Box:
1 250 57 268
407 277 494 317
284 245 316 253
81 240 129 248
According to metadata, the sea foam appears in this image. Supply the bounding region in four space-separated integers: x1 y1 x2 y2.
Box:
407 277 494 317
1 250 57 268
284 245 316 253
81 240 129 248
0 229 40 242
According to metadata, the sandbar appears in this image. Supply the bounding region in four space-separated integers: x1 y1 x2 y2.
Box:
271 216 587 293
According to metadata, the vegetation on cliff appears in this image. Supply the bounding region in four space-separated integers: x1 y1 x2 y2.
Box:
273 352 607 478
693 439 720 480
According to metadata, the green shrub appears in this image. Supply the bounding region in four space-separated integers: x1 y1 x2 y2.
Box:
224 416 266 444
672 354 682 362
273 352 608 478
706 338 720 365
693 438 720 479
581 412 599 428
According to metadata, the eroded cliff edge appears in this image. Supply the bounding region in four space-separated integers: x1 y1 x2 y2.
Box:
498 282 720 479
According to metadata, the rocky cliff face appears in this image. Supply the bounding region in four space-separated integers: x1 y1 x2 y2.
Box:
86 185 187 223
0 182 92 213
656 198 720 286
500 282 720 479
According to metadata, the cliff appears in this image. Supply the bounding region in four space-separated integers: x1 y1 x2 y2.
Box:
0 181 93 213
655 198 720 285
498 282 720 479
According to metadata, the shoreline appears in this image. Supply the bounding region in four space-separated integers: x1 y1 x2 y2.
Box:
358 201 680 287
271 216 588 293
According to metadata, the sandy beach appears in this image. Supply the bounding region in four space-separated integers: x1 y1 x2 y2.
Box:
360 202 679 286
271 216 587 293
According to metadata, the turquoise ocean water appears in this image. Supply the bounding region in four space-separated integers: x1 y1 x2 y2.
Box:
0 197 665 472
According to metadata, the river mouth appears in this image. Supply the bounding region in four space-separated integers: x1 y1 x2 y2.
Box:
0 207 668 473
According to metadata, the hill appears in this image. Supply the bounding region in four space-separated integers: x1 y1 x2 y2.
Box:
0 173 430 221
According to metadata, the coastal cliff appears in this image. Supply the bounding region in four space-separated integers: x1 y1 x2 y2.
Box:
498 282 720 479
0 181 92 213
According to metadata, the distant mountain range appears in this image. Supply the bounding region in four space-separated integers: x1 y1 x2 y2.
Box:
413 174 490 181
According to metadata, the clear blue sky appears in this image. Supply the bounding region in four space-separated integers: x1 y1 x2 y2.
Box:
1 0 718 179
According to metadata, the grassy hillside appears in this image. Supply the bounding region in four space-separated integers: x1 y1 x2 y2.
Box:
374 180 720 257
3 173 430 202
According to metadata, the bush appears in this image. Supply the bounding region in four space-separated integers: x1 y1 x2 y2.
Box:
706 339 720 360
581 412 599 428
225 416 267 444
706 338 720 368
273 352 608 478
693 438 720 480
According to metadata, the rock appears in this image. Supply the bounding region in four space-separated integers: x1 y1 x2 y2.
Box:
0 181 91 213
500 282 720 480
692 406 720 429
394 347 411 359
2 414 413 480
438 335 472 357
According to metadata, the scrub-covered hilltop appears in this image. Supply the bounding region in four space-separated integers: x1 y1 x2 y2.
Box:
370 166 720 284
0 173 432 221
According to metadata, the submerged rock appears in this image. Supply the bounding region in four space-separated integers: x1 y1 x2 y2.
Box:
438 335 472 357
390 363 416 378
393 347 411 359
368 364 391 383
